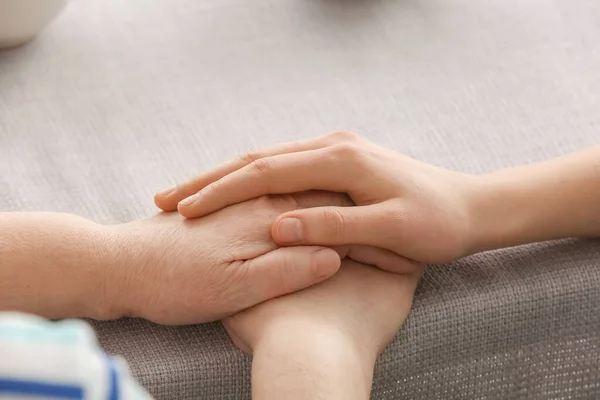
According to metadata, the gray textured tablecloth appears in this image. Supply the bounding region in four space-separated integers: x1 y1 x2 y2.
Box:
1 0 599 398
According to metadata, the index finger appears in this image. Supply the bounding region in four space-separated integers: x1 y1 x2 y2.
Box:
154 138 326 212
177 146 357 218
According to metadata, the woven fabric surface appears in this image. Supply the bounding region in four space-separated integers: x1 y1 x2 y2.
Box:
1 0 599 398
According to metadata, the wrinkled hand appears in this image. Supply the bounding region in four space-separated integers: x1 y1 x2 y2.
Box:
111 191 415 325
223 258 422 358
110 192 352 325
155 131 478 264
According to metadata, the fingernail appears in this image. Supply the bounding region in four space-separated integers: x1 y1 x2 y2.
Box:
314 249 340 278
276 218 304 243
178 192 201 207
158 185 177 196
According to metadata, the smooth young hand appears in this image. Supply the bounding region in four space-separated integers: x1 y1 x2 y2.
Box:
156 131 477 263
156 135 600 263
223 258 422 399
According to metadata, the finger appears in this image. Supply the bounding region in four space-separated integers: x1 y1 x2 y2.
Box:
154 138 327 212
334 245 420 274
155 131 363 211
271 202 403 255
177 145 360 218
241 246 340 308
154 182 202 212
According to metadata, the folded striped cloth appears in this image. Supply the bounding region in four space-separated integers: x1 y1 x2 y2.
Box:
0 312 151 400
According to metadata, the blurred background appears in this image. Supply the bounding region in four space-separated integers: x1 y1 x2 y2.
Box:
2 0 599 224
1 1 599 398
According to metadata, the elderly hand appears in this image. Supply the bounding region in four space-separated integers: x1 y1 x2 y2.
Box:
109 191 417 325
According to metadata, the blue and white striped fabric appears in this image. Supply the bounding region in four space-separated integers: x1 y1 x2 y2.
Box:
0 313 151 400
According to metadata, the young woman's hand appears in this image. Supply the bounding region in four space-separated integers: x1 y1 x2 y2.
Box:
223 257 422 399
155 131 478 263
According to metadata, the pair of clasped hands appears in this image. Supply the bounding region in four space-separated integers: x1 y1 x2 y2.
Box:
152 131 475 366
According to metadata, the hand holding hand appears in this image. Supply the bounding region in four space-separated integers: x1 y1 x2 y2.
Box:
109 192 358 325
156 131 478 263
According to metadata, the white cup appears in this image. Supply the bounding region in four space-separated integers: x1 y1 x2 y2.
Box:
0 0 68 49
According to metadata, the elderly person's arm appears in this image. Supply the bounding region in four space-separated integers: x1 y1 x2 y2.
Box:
0 192 352 324
0 212 119 320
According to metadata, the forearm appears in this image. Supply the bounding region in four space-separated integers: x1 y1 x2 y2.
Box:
0 212 120 320
470 145 600 253
251 322 375 400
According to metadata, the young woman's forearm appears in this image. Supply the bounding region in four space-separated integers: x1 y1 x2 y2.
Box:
0 212 119 320
470 145 600 253
251 326 375 400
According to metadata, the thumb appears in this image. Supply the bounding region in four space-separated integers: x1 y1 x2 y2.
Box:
242 246 340 306
271 203 399 251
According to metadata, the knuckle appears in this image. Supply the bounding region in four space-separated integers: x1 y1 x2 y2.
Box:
220 262 255 310
249 157 272 174
329 143 364 163
321 208 347 238
386 202 409 229
277 255 296 292
327 130 361 143
239 151 261 165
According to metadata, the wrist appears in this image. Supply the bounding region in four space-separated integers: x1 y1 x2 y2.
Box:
255 317 379 363
252 321 375 400
93 223 143 321
466 167 571 254
65 223 129 321
465 171 529 254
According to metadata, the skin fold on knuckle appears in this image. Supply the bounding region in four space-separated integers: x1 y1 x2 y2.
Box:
249 157 273 175
326 130 361 143
376 204 410 252
239 151 261 165
319 208 347 239
208 261 257 317
274 253 300 295
328 143 366 170
243 158 278 195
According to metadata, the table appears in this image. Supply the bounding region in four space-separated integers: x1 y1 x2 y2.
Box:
1 0 599 398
